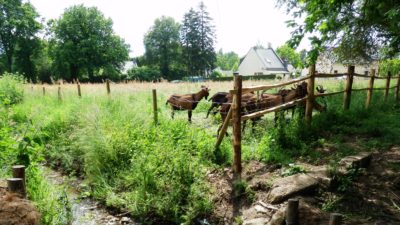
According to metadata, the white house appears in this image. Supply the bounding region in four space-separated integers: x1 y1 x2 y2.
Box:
238 46 289 76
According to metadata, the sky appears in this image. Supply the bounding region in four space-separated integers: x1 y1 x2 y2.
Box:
29 0 308 57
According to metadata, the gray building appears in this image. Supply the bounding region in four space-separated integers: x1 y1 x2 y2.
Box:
238 46 289 76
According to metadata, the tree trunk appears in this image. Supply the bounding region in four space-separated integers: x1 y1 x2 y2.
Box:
70 64 79 82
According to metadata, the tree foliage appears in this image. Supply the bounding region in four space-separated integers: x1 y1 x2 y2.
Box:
277 0 400 64
379 59 400 77
0 0 41 77
216 49 240 71
49 5 130 81
181 2 216 76
144 16 182 80
276 44 303 69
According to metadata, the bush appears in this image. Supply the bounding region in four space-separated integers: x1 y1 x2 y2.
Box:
0 73 24 106
127 66 161 81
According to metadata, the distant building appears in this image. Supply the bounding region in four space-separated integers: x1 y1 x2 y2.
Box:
238 46 289 76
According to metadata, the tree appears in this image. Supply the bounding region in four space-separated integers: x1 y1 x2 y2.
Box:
277 0 400 64
276 44 303 69
0 0 41 73
144 16 182 80
216 49 240 71
49 5 129 81
181 2 216 76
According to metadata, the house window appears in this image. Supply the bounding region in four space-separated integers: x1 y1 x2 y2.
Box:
334 70 338 74
364 71 368 76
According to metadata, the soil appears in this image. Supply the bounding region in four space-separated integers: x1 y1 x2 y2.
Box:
0 189 41 225
207 145 400 225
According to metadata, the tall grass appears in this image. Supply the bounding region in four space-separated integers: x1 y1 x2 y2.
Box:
8 77 399 224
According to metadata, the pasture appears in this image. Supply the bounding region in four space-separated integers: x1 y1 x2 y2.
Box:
2 76 400 224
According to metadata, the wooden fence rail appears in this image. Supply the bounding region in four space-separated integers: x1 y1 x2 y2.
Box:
218 64 399 179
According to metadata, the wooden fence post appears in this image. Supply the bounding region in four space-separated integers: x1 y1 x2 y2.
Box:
106 79 111 95
42 86 45 96
343 65 355 110
215 107 233 148
329 213 343 225
365 69 375 109
305 64 315 125
396 74 400 101
286 198 299 225
384 72 391 101
7 178 26 198
12 165 26 185
58 85 62 102
152 89 158 124
232 74 242 178
77 82 82 98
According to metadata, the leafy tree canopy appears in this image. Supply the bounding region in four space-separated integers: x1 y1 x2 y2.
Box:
277 0 400 64
216 49 240 71
144 16 182 80
276 44 303 69
49 5 130 81
0 0 41 75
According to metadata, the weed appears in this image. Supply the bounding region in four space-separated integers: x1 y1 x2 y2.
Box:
281 164 307 177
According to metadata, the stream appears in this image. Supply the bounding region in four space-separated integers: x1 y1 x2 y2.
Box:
44 168 136 225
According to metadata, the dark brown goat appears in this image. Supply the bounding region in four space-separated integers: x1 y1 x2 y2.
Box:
166 86 210 122
206 92 229 118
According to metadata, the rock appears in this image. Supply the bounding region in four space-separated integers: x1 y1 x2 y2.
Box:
254 205 268 214
339 152 372 172
267 200 329 225
307 166 333 188
267 174 318 204
243 217 269 225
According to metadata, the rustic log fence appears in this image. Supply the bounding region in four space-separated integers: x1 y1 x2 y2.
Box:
215 65 400 179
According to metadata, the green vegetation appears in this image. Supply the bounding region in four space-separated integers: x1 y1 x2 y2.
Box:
1 74 399 224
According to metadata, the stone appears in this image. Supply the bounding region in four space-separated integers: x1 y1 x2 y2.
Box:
243 217 269 225
254 205 268 214
307 166 333 188
267 174 318 204
339 152 372 171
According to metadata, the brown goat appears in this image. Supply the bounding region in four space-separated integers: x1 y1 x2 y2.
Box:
166 85 210 122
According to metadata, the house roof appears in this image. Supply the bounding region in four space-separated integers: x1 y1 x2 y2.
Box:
253 47 288 72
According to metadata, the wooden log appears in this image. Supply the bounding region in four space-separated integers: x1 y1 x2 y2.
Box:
215 107 232 149
366 69 375 109
7 178 26 198
77 82 82 98
329 213 343 225
343 65 355 110
152 89 158 124
12 165 25 184
316 90 346 98
232 74 242 178
384 72 391 101
106 79 111 95
315 73 346 78
305 65 315 126
285 198 299 225
396 74 400 101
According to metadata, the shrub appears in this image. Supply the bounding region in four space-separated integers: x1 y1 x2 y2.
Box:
0 73 24 106
127 66 161 81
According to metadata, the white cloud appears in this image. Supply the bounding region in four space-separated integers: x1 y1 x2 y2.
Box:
29 0 310 57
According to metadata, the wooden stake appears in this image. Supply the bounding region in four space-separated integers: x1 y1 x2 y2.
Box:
7 178 26 198
232 74 242 178
305 64 315 125
343 65 355 110
77 82 82 98
384 72 391 101
215 107 233 148
42 86 46 96
106 79 111 95
58 85 62 102
329 213 343 225
286 199 299 225
366 69 375 109
396 74 400 101
152 89 158 124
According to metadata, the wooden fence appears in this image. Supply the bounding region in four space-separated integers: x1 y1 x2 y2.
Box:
215 65 400 178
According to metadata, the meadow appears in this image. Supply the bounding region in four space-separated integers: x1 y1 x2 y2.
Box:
1 75 399 224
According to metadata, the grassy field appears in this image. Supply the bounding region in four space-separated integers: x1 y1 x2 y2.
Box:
1 75 398 224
